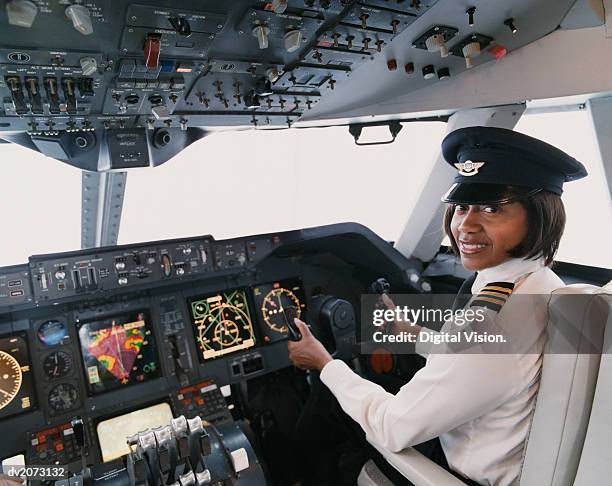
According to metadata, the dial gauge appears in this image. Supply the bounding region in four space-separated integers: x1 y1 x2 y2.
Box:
43 351 72 379
37 320 68 346
261 287 302 333
48 383 79 413
0 351 22 410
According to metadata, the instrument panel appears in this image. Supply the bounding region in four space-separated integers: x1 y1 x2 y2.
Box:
0 223 418 472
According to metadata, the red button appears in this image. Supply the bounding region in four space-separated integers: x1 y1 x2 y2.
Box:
488 45 507 61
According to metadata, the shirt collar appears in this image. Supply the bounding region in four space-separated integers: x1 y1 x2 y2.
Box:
471 258 546 294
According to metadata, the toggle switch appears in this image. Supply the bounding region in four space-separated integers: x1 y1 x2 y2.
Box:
252 23 270 49
65 4 94 35
466 7 476 27
462 41 481 68
359 13 369 29
390 19 400 35
332 32 341 47
144 33 162 68
6 0 38 28
425 33 449 58
345 34 355 49
25 77 43 114
61 78 77 115
5 76 28 115
284 29 303 52
43 77 60 114
504 18 517 34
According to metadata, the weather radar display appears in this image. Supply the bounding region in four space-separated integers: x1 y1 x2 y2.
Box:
77 311 161 395
189 289 255 361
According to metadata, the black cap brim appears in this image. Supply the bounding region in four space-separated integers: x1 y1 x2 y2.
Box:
442 183 541 205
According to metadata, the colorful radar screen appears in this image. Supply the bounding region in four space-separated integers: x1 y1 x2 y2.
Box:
189 289 256 361
0 334 36 419
252 278 307 344
77 311 161 395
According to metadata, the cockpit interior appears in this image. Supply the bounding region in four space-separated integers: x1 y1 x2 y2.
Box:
0 1 611 485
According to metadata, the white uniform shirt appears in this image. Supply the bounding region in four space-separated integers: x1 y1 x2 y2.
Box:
320 258 564 485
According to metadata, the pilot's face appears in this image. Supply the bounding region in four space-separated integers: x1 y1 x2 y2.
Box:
450 202 528 271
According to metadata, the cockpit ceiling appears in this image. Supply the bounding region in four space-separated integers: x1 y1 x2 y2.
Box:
0 0 599 134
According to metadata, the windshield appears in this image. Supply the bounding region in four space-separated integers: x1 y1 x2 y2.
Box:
0 112 609 269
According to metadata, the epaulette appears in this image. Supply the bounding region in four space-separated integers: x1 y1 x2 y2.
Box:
469 281 515 312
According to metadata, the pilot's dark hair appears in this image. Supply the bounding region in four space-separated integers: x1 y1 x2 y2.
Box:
443 191 566 267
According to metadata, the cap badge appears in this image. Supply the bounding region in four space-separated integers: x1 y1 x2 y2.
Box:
454 160 485 176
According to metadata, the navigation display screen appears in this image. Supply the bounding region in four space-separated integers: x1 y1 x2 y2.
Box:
188 289 256 361
77 311 161 395
252 278 307 344
0 334 36 419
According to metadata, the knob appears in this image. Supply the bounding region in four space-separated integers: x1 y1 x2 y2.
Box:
252 24 270 49
65 5 94 35
183 247 192 255
284 29 302 52
6 0 38 28
115 262 126 271
462 41 481 68
176 267 185 276
425 33 448 58
118 277 128 286
55 271 66 280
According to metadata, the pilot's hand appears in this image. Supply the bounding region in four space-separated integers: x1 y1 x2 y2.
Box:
380 293 421 336
287 318 333 371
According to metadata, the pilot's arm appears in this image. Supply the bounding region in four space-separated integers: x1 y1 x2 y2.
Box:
288 319 523 452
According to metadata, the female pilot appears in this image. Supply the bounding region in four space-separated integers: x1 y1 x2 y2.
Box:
287 126 588 485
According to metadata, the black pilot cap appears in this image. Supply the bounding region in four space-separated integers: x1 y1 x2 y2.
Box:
440 126 588 204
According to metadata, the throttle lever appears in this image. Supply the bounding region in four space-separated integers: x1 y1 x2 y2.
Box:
286 318 302 341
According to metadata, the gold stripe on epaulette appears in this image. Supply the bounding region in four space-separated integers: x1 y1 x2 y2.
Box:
479 290 510 299
473 296 508 305
481 285 514 294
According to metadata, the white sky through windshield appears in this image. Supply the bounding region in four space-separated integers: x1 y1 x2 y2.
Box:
0 111 610 268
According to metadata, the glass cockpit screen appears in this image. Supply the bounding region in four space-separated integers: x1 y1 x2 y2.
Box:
77 311 161 395
189 289 256 361
0 334 36 419
252 278 307 344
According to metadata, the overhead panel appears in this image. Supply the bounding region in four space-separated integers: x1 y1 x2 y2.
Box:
0 0 591 170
